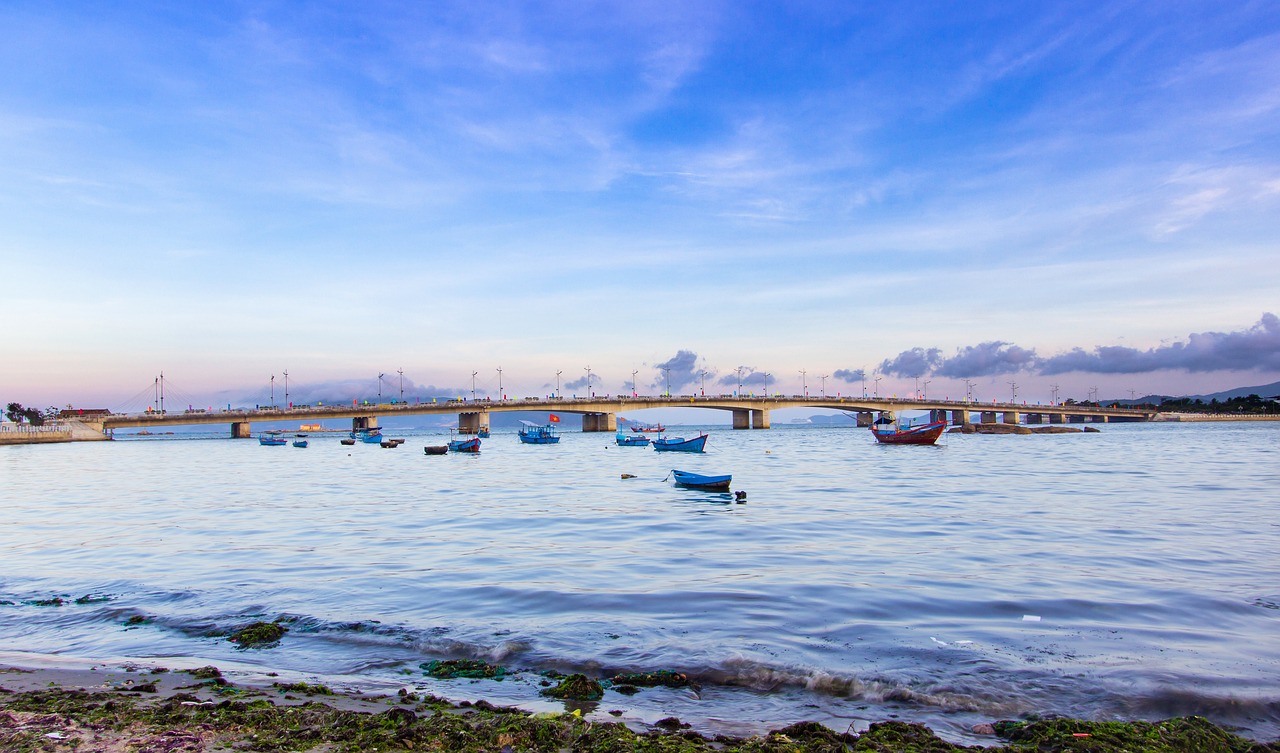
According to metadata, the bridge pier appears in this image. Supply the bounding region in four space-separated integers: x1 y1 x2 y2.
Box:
582 412 616 432
950 409 970 425
1002 411 1021 424
857 411 873 427
1026 413 1043 424
458 412 489 435
1048 413 1065 424
353 416 379 431
1092 414 1108 423
733 410 751 430
980 411 997 424
231 421 252 439
751 409 770 429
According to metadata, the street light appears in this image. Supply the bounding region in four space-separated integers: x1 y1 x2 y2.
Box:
555 370 562 398
799 369 807 397
923 380 931 400
471 371 478 401
699 369 706 396
283 369 289 408
585 366 592 397
1009 381 1018 403
762 372 770 396
874 376 882 398
270 374 275 408
965 379 975 403
663 367 671 396
398 368 404 403
497 366 503 401
631 369 638 397
1050 384 1060 405
737 366 745 396
820 374 828 398
378 373 385 402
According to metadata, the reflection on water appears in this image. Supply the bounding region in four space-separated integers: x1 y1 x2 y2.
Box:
1 422 1278 741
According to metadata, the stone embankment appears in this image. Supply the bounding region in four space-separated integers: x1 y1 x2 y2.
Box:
0 420 108 445
949 424 1101 435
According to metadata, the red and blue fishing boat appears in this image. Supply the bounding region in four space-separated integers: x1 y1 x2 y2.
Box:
652 433 708 452
630 423 665 433
518 421 560 444
447 430 481 453
870 413 946 445
258 433 287 446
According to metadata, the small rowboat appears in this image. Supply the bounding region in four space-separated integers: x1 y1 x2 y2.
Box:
339 438 356 446
870 414 946 445
615 433 649 447
652 433 708 452
671 469 731 491
423 445 448 455
292 439 308 448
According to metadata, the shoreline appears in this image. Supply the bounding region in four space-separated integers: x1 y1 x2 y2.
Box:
2 661 1276 752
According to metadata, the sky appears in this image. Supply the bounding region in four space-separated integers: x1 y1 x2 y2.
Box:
2 1 1278 410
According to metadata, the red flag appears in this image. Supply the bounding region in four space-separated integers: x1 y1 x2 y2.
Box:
549 414 561 423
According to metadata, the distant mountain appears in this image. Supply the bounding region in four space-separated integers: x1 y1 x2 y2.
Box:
1124 380 1280 406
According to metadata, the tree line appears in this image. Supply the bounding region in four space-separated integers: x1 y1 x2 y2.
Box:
4 403 59 425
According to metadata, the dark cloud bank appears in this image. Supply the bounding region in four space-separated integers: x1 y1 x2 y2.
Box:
876 313 1279 378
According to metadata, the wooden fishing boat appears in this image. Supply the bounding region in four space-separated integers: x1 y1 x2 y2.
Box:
671 469 731 491
351 428 383 444
631 423 665 433
615 433 650 446
259 433 286 446
870 413 946 445
652 433 708 452
423 445 448 455
339 438 356 446
292 438 308 448
518 421 560 444
448 436 481 453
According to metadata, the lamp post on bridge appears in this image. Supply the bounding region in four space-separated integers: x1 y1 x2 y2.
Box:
800 369 807 398
874 376 881 398
378 373 385 403
497 367 503 401
736 366 745 397
1051 384 1060 405
555 370 562 399
1009 381 1018 403
398 368 404 404
471 371 477 402
965 379 975 403
663 367 670 397
631 369 638 397
585 366 592 397
283 370 289 408
270 375 275 408
923 380 931 400
699 369 706 396
762 372 770 397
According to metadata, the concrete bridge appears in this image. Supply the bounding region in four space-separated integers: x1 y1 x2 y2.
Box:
86 395 1156 439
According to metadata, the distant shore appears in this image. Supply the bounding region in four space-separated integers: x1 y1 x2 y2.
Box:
1 661 1275 752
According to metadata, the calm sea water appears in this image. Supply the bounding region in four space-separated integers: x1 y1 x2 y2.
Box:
2 421 1278 742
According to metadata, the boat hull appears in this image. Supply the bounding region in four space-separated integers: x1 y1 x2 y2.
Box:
616 434 649 446
871 420 947 445
652 434 708 452
672 469 731 491
423 445 448 455
447 438 481 453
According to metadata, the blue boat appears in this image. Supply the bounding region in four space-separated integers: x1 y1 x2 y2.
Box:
652 433 708 452
448 437 481 453
671 469 731 491
615 432 650 447
518 421 560 444
259 433 286 446
292 436 308 448
477 428 491 438
351 428 383 444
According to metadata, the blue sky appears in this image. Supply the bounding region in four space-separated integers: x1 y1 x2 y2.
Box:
2 1 1278 409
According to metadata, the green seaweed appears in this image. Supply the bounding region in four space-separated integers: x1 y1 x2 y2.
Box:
611 669 696 689
541 673 604 701
228 620 288 648
420 659 507 679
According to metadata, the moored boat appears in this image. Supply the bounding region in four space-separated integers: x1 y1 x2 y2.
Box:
423 445 448 455
351 428 384 444
652 433 708 452
339 438 356 446
615 432 650 447
671 469 731 491
631 423 665 433
292 438 308 448
870 413 946 445
259 433 287 446
518 421 560 444
448 437 481 453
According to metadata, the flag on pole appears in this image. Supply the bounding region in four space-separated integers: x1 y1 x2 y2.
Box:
549 414 561 423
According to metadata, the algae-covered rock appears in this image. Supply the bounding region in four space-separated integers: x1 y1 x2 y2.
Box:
542 673 604 701
228 621 288 648
611 669 697 689
420 659 507 679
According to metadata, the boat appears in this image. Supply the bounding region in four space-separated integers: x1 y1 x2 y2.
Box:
615 432 650 447
423 445 448 455
518 421 560 444
292 438 308 448
351 428 383 444
448 437 481 453
380 440 400 448
870 413 947 445
339 438 356 446
630 423 666 433
671 469 731 491
258 433 287 446
652 433 708 452
477 428 491 438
